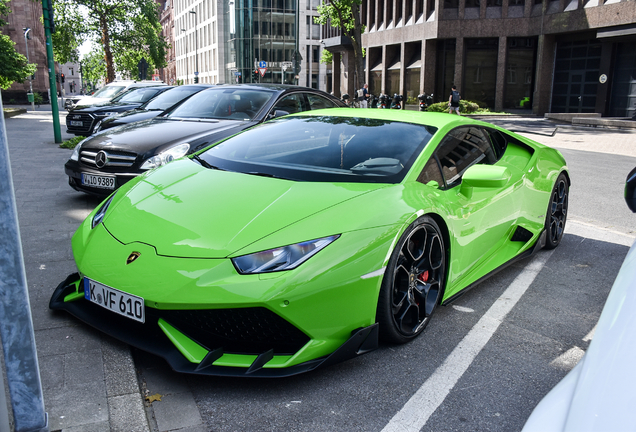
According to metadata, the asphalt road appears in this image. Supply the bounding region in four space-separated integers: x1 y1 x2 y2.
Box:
134 126 636 431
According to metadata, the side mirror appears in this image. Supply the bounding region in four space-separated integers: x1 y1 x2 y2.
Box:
268 109 290 120
460 164 511 199
625 167 636 213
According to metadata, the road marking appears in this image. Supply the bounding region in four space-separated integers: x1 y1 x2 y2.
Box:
381 250 553 432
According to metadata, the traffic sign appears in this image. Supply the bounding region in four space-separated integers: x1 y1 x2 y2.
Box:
235 71 242 76
258 67 267 77
258 61 267 68
281 61 293 68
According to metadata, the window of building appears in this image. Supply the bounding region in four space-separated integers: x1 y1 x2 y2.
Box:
464 38 498 109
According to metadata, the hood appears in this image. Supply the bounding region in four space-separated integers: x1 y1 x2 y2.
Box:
82 118 246 155
72 102 139 113
104 158 383 258
104 109 161 126
75 96 112 106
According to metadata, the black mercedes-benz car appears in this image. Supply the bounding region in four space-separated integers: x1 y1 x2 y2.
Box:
66 85 172 136
94 84 214 133
65 84 346 196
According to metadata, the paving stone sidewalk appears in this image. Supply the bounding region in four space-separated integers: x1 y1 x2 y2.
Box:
3 105 149 432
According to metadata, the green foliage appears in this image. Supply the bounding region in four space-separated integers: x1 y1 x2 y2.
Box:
33 91 43 106
426 100 482 114
319 49 333 65
59 135 86 149
80 49 107 89
0 0 37 90
51 0 168 82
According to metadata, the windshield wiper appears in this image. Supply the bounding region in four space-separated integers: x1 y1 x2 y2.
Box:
245 171 288 180
192 154 225 171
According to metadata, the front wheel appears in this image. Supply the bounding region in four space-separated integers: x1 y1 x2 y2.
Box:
544 173 569 249
376 216 446 344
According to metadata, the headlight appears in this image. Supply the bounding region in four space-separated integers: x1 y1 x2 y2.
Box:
93 120 102 133
98 111 118 117
91 194 116 229
232 235 340 274
70 137 90 161
140 143 190 170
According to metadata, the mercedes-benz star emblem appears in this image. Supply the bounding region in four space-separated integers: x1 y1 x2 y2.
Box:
95 151 108 168
126 252 141 265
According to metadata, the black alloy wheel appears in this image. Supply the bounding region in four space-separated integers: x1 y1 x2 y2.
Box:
377 216 446 344
544 173 569 249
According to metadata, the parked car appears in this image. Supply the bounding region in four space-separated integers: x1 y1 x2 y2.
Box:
66 86 173 136
64 80 167 111
522 167 636 432
51 109 569 377
64 84 346 196
93 84 214 133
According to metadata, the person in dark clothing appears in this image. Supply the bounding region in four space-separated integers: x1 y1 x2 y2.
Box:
449 86 461 115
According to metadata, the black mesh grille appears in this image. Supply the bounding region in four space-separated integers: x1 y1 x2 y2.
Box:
154 307 310 355
66 113 96 134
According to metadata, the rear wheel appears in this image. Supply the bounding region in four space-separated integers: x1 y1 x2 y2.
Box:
544 173 569 249
377 216 446 344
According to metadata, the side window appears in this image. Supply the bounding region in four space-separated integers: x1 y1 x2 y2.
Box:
417 157 444 186
307 94 337 110
486 129 508 158
432 127 497 189
271 94 306 115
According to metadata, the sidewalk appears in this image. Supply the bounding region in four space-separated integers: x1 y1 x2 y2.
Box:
3 105 150 432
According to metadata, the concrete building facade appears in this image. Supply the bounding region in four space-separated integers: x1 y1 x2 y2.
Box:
326 0 636 116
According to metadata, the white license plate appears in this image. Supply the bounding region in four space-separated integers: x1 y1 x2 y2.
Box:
84 278 145 323
70 120 83 126
81 173 115 189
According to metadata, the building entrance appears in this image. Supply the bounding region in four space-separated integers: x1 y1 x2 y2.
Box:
551 40 601 113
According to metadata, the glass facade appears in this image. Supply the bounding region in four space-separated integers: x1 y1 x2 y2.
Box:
464 38 498 109
224 0 298 84
504 37 537 109
551 39 601 113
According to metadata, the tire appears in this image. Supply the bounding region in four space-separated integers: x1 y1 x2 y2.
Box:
544 172 569 249
377 216 446 344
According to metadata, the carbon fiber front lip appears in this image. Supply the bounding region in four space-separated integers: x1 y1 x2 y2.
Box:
49 273 378 377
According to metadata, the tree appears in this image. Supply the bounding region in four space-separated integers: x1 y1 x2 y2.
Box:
79 49 106 91
0 0 37 90
314 0 365 95
51 0 168 83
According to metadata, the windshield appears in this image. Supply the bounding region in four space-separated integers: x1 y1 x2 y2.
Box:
167 87 275 121
92 85 126 99
114 87 163 103
198 116 437 184
144 87 204 111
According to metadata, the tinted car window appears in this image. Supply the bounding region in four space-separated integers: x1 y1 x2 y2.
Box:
116 87 163 103
271 94 306 114
199 116 437 184
308 94 338 110
426 126 497 189
168 88 275 120
144 87 203 111
91 85 126 99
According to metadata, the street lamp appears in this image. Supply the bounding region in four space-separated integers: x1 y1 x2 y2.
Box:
181 28 188 84
23 27 35 112
189 10 199 83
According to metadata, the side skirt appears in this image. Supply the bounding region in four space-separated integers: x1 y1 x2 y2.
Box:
441 229 546 306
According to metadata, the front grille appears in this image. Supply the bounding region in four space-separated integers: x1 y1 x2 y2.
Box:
67 113 96 133
156 307 310 355
80 149 137 168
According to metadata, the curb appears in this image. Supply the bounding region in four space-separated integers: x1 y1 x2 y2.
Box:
3 108 26 118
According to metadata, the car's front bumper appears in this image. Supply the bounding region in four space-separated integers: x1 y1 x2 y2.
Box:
50 272 379 377
65 159 140 196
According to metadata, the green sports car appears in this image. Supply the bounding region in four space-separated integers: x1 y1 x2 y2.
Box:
50 109 569 377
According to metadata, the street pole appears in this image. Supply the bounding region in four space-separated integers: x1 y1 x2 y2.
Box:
23 28 35 112
181 28 188 84
190 10 198 83
0 96 49 432
41 0 61 143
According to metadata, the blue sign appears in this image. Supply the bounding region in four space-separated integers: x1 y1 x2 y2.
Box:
258 61 267 68
235 71 242 76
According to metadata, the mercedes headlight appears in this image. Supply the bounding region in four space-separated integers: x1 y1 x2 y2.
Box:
70 137 90 161
140 143 190 170
232 235 340 274
91 194 116 229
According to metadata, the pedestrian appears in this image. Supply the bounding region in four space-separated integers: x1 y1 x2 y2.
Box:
449 85 461 115
358 83 369 108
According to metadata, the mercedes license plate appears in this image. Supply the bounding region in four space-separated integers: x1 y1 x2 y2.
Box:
84 278 145 323
70 120 83 126
81 173 115 189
